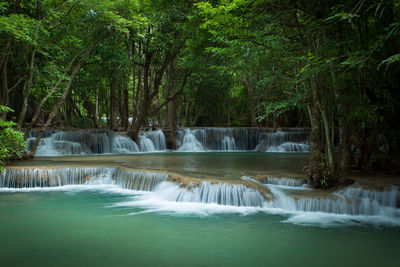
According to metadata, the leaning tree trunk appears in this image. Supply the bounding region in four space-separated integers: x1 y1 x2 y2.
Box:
30 42 98 157
24 50 85 138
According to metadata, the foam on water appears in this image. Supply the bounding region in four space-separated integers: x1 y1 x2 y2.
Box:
28 129 167 156
264 177 307 188
177 129 206 152
112 181 266 216
266 142 310 152
113 135 139 153
1 167 399 226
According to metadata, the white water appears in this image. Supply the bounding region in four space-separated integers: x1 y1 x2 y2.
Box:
265 177 307 188
221 136 236 150
177 129 206 152
265 183 400 217
155 181 265 207
27 128 311 154
139 130 167 152
176 128 310 152
2 167 399 226
266 142 309 152
261 131 310 152
28 129 168 156
0 167 167 191
113 135 139 153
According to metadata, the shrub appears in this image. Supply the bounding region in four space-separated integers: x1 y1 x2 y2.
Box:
0 105 26 171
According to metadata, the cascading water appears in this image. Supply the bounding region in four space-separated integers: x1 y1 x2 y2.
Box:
27 130 139 156
26 128 311 154
144 130 167 151
258 131 310 152
177 129 206 152
113 135 140 153
264 177 307 188
139 130 167 152
139 134 156 152
0 167 168 191
2 167 399 223
176 128 310 152
221 136 236 151
176 128 259 151
152 181 265 207
27 129 169 155
264 179 400 218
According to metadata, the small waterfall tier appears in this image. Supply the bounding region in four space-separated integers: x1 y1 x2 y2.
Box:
177 129 206 152
155 181 265 207
27 130 140 156
0 167 168 191
113 135 140 153
176 128 310 152
266 183 400 217
27 129 167 156
257 131 310 152
139 130 166 152
264 177 307 188
27 128 310 154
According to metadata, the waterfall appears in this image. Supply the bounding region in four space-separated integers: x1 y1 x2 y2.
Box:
144 130 167 150
264 177 307 187
26 128 311 154
139 134 156 152
27 130 142 156
154 181 265 207
138 130 167 152
0 168 168 191
177 128 263 151
266 142 309 152
261 131 310 152
177 129 206 152
265 183 400 217
113 135 139 153
176 128 310 152
111 168 168 191
221 136 236 151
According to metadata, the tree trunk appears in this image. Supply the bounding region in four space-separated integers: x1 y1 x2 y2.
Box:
109 75 118 130
128 48 177 143
30 41 98 157
245 70 257 127
307 102 323 186
25 49 85 137
124 84 129 129
95 87 99 128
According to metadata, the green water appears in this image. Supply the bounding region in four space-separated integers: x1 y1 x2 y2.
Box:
10 152 309 179
1 189 400 267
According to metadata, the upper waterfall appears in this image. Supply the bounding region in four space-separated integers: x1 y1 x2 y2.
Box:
26 127 310 156
176 128 310 152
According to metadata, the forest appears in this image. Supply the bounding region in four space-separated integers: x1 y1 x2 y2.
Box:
1 0 400 188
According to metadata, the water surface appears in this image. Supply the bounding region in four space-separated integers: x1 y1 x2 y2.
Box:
1 189 399 267
10 152 308 180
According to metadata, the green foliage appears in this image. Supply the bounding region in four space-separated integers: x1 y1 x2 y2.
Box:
0 106 27 172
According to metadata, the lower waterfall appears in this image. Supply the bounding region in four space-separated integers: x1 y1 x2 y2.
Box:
0 167 168 191
2 167 399 224
265 182 400 218
153 181 265 207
